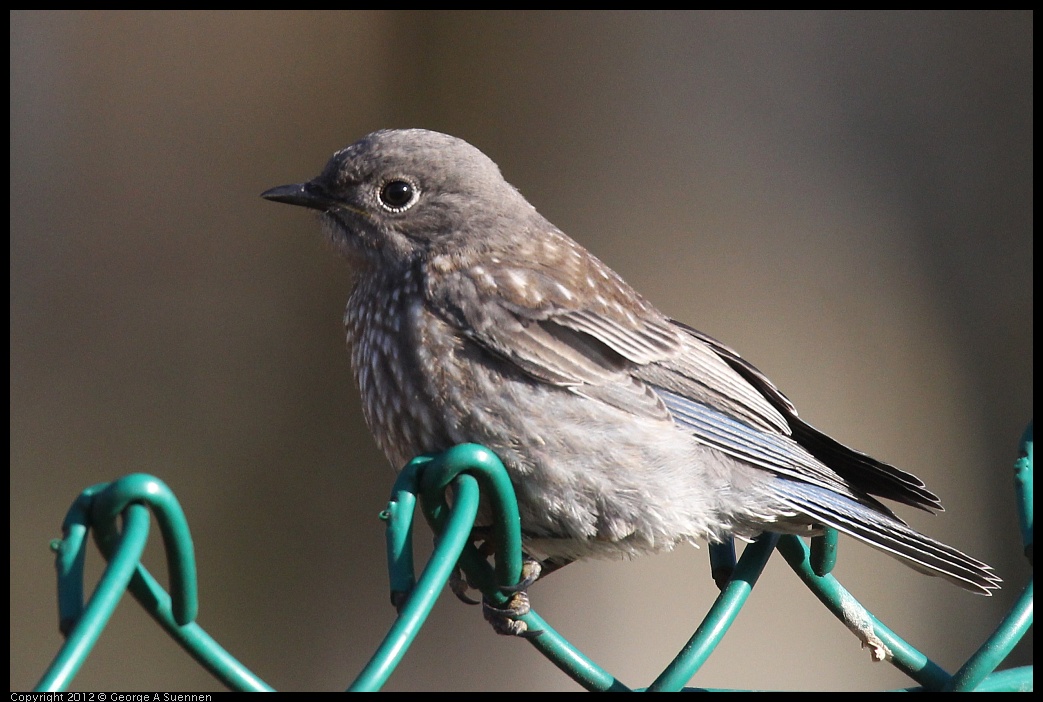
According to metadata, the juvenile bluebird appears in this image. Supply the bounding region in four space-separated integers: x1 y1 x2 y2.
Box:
262 129 999 632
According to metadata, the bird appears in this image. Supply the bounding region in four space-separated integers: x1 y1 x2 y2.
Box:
261 128 999 632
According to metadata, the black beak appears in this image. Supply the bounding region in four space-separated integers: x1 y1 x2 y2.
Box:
261 182 335 211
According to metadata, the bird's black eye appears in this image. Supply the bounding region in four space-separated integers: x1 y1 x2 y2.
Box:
378 178 419 212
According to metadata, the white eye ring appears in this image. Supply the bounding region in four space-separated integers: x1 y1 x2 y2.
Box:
378 178 420 212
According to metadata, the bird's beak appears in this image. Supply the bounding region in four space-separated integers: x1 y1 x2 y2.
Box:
261 181 335 211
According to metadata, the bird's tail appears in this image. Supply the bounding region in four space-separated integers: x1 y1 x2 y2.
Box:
772 480 1001 594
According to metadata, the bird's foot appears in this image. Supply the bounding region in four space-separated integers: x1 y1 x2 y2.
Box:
449 566 480 605
500 555 543 593
483 590 537 637
476 556 544 637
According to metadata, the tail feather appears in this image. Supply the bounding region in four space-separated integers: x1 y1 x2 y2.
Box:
773 480 1000 595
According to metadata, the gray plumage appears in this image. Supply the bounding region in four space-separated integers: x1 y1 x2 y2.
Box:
262 128 999 595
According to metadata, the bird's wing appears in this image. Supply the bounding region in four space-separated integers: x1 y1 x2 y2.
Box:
422 245 938 513
673 321 942 512
423 252 670 421
422 243 792 435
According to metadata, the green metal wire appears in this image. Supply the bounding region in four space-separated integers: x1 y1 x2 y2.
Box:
945 422 1034 692
351 470 482 691
419 443 525 591
1013 421 1034 562
775 533 953 688
40 502 151 690
91 474 198 627
374 444 630 691
945 580 1034 691
810 526 840 577
38 475 273 692
37 424 1033 691
646 533 779 692
708 540 737 589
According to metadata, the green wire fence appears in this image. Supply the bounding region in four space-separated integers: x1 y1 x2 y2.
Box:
37 423 1033 691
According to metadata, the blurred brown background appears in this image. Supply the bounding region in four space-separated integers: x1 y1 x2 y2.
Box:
11 11 1031 691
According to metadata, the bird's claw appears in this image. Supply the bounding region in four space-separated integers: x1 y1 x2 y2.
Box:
481 556 546 637
483 590 541 637
499 556 543 594
449 567 481 605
